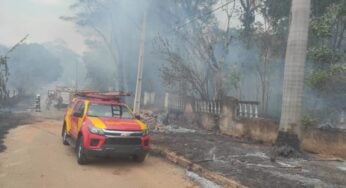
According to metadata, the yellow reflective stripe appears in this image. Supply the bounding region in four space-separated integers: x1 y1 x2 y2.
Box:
135 120 147 130
89 117 106 129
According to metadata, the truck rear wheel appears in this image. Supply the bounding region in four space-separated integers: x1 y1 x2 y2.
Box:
133 153 147 163
76 136 89 165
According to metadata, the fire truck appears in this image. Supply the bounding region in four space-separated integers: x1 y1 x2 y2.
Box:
61 92 149 164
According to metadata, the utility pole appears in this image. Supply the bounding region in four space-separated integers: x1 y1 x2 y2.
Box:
75 59 79 91
133 12 147 114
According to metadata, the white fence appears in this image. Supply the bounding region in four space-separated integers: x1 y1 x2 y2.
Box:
164 93 260 119
164 93 221 115
164 93 185 111
237 101 259 118
194 100 221 115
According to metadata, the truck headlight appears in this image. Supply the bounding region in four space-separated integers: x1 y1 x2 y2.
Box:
142 129 149 136
88 125 104 135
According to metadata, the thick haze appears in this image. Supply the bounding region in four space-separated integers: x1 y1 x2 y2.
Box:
4 0 343 123
0 0 286 117
0 0 86 54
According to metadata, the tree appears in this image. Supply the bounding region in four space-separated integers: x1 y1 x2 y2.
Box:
0 56 9 102
156 0 236 100
7 44 62 95
272 0 311 158
62 0 147 91
305 1 346 125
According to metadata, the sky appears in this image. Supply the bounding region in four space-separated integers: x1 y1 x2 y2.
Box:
0 0 86 54
0 0 244 55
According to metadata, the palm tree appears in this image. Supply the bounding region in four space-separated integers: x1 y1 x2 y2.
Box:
274 0 311 157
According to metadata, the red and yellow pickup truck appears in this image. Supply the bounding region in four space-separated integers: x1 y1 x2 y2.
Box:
61 92 149 164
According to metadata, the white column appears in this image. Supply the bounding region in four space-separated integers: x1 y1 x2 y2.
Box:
341 110 345 123
239 103 242 117
249 104 253 118
164 92 169 110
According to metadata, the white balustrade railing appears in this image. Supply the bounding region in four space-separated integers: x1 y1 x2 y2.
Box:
164 93 221 115
194 100 221 115
237 101 259 119
165 93 185 111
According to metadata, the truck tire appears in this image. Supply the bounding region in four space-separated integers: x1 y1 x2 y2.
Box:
76 136 89 165
62 125 69 145
133 153 147 163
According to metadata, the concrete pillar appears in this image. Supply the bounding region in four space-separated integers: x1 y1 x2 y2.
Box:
244 104 248 118
219 97 238 134
143 92 149 106
146 92 155 105
164 92 169 110
239 103 242 117
249 104 253 118
341 110 345 124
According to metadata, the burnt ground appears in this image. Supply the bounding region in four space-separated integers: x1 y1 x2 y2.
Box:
151 128 346 188
0 112 35 152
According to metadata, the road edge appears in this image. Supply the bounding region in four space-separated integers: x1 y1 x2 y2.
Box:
150 144 247 188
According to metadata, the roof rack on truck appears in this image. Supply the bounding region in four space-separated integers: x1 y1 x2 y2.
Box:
74 91 131 102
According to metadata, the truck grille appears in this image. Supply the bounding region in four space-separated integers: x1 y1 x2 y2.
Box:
104 130 143 137
105 138 142 145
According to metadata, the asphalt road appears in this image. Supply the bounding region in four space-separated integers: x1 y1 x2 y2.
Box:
0 119 196 188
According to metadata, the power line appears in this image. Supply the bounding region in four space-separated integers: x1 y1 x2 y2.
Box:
171 0 236 33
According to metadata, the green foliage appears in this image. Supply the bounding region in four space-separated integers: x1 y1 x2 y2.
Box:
306 69 329 90
312 0 343 17
261 0 291 32
305 0 346 122
308 46 343 64
310 4 340 38
306 64 346 97
301 115 316 127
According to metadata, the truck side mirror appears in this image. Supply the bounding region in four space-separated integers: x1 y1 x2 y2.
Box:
73 111 83 117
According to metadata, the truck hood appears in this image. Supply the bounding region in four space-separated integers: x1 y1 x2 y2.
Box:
86 117 147 131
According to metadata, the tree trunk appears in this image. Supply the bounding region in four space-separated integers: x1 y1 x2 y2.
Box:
272 0 311 159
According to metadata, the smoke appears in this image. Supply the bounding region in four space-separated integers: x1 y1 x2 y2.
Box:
0 42 85 97
60 0 288 118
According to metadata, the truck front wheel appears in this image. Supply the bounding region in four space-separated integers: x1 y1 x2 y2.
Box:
76 136 89 165
62 125 69 145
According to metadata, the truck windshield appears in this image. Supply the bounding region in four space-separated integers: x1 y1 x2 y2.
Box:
87 103 134 119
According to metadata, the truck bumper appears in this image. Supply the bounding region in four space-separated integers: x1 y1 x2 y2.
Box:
84 145 149 157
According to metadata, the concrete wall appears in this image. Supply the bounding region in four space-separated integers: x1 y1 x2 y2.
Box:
168 94 346 159
200 113 217 130
218 97 346 159
220 118 279 144
301 127 346 158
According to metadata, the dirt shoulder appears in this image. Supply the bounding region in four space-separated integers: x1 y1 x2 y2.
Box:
151 130 346 188
0 112 36 153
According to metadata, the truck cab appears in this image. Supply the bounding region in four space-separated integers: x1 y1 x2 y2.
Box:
62 92 149 164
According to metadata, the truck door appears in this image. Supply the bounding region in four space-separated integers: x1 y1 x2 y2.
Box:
71 101 85 139
65 99 76 134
